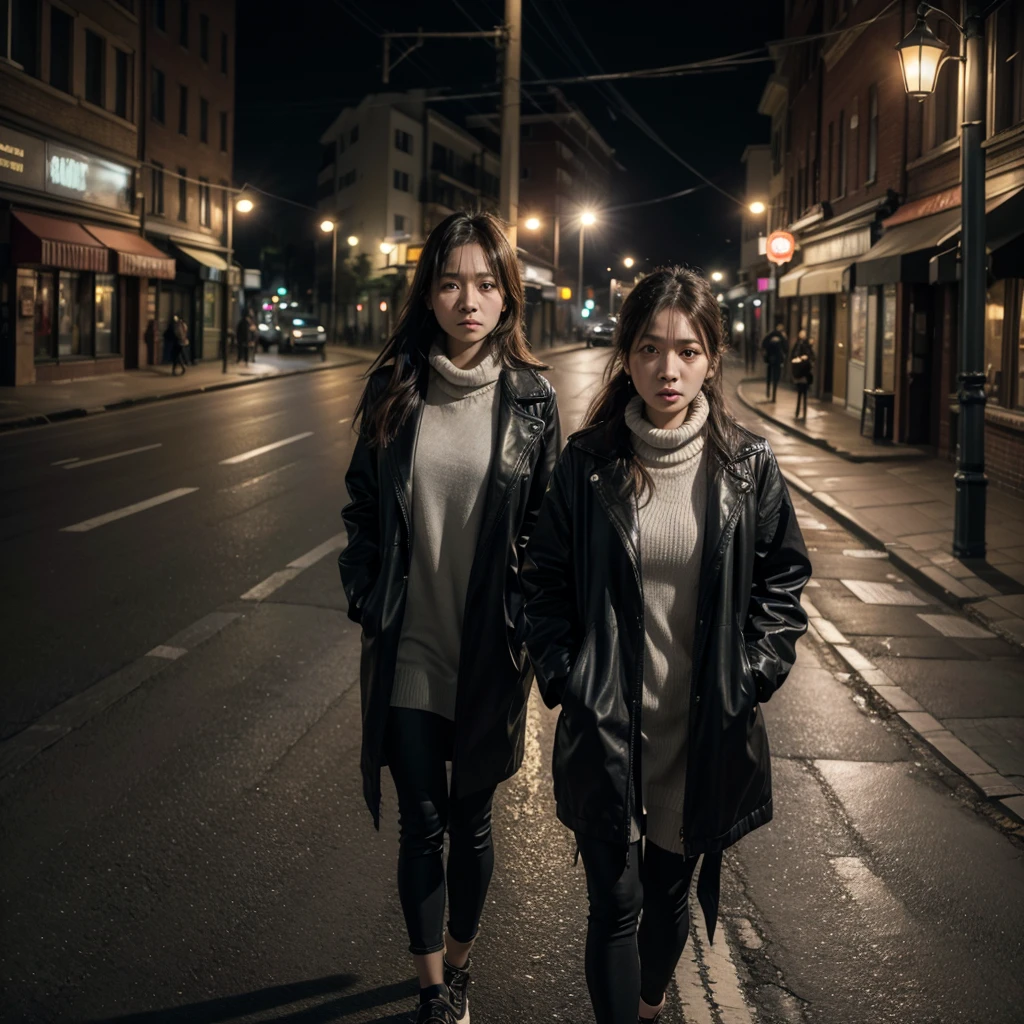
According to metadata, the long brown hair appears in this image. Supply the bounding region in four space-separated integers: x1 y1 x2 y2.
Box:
582 265 739 501
355 211 545 447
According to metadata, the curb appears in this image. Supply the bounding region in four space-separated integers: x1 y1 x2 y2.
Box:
0 355 370 435
734 379 929 463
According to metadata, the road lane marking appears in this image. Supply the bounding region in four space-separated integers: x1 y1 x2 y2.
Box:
840 579 927 605
842 548 888 559
918 614 995 639
61 487 198 533
51 457 80 466
241 569 303 601
146 645 188 660
64 443 162 469
287 532 347 569
220 431 313 465
222 460 300 492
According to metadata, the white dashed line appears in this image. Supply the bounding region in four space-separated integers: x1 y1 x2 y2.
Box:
220 431 313 465
51 457 80 466
241 569 303 601
146 645 188 660
61 487 198 533
288 532 347 569
63 443 162 469
241 533 348 601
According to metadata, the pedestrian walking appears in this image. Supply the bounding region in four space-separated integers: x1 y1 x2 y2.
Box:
236 310 255 363
791 330 815 419
761 319 788 402
520 267 811 1024
339 211 561 1024
165 315 188 376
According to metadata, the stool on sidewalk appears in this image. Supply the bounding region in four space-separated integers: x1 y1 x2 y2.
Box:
860 389 895 442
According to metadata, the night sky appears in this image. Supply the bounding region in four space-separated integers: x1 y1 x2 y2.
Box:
232 0 784 283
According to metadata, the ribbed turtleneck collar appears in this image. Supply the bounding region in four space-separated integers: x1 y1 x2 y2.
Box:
429 342 502 396
626 390 709 467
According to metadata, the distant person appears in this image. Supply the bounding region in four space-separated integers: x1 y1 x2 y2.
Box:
166 315 188 376
236 311 255 364
761 320 788 402
791 330 815 419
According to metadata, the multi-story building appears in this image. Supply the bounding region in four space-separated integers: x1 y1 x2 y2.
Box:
140 0 235 361
0 0 173 385
764 0 1024 493
732 143 772 356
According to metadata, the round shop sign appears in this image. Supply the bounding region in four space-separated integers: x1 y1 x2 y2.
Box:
766 230 796 265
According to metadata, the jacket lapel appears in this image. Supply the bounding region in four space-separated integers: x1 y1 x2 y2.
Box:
386 400 422 531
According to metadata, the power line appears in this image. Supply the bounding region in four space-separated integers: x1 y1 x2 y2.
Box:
604 183 708 212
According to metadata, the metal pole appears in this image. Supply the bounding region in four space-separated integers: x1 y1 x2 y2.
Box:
954 0 986 558
577 224 585 337
498 0 521 244
223 190 232 374
330 224 338 346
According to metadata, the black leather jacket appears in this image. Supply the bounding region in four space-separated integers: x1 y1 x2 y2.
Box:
340 363 560 827
520 418 810 859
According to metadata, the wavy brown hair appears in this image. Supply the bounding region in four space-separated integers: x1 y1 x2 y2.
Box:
355 211 545 447
583 265 739 502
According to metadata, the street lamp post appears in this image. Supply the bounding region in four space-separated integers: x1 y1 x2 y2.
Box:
579 211 596 332
225 193 254 374
897 0 986 558
320 219 338 345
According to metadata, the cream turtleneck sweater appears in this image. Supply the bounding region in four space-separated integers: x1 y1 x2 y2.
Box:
625 390 709 850
391 342 503 720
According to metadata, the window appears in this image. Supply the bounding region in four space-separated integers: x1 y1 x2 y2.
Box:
114 50 130 118
151 67 166 122
178 84 188 135
394 213 406 233
94 274 117 355
880 283 896 390
199 13 209 61
177 167 187 221
850 286 868 363
11 0 41 78
338 168 356 189
933 21 959 145
393 169 410 192
985 281 1006 405
200 97 209 143
85 30 105 107
867 86 878 184
837 109 847 198
57 271 92 357
851 100 860 189
49 6 72 93
993 3 1021 132
179 0 189 47
556 167 573 189
220 31 228 73
350 125 359 144
320 141 336 169
219 111 228 153
199 177 210 227
153 0 166 31
150 161 165 215
826 121 834 198
33 272 53 360
395 129 413 153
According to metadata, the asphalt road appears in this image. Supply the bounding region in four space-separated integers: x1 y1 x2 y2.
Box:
1 347 1022 1023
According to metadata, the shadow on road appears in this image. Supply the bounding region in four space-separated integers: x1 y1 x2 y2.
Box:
83 975 419 1023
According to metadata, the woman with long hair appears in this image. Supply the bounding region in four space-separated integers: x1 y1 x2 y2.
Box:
339 211 560 1024
520 266 810 1023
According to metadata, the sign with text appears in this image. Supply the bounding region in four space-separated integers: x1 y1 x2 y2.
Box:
44 142 133 212
0 125 45 192
766 230 796 265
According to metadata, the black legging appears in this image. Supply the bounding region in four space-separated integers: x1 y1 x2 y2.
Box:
576 836 700 1024
385 708 496 955
766 362 781 401
795 382 809 418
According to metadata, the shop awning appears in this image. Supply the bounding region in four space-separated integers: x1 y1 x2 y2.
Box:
927 188 1024 284
172 243 230 280
855 207 962 286
797 258 854 295
11 211 107 272
83 225 176 279
777 265 806 297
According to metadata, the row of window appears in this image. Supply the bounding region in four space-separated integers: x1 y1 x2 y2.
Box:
984 280 1024 411
150 70 228 150
34 270 117 362
147 165 218 227
152 0 228 72
1 0 134 120
320 125 361 168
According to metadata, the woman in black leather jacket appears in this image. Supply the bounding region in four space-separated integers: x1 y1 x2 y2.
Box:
340 212 560 1024
521 267 810 1024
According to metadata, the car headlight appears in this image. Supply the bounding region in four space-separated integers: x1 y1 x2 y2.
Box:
258 323 268 331
318 325 325 331
292 329 302 339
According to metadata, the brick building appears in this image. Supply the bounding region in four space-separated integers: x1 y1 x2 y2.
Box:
763 0 1024 493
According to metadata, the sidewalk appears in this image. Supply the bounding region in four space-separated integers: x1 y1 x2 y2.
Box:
729 362 1024 648
0 345 376 432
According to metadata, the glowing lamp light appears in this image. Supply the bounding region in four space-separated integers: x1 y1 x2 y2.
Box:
558 286 572 301
524 217 541 231
380 242 395 255
581 307 591 318
623 257 635 269
580 211 596 227
356 303 363 312
320 219 335 233
753 299 762 307
734 321 745 332
749 201 766 215
379 301 388 312
896 14 949 99
271 296 279 304
738 302 745 309
716 293 725 302
235 198 254 213
276 287 287 296
347 235 359 247
711 271 724 283
585 299 595 310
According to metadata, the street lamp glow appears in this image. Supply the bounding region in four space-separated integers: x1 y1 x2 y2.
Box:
380 242 395 255
235 197 254 214
524 216 541 231
347 235 359 247
749 201 766 215
896 14 949 99
753 299 762 307
580 211 596 226
716 292 725 302
711 271 724 283
623 257 635 269
320 219 335 233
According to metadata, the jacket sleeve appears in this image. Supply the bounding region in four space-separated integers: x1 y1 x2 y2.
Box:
520 445 580 709
339 393 382 626
517 393 562 555
744 449 812 702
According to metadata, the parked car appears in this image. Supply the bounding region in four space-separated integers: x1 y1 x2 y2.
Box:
258 312 327 355
585 315 618 347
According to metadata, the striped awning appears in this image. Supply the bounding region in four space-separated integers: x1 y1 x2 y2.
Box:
83 224 176 279
11 211 107 272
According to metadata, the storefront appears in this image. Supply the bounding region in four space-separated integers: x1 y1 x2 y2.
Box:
0 121 174 385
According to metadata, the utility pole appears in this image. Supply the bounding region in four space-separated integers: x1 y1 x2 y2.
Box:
499 0 522 245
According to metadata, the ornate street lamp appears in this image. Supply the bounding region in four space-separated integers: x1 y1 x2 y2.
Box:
896 9 951 98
